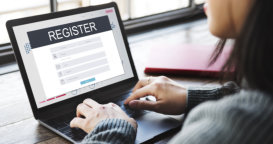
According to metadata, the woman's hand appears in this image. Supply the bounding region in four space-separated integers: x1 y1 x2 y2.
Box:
70 98 137 133
124 76 187 115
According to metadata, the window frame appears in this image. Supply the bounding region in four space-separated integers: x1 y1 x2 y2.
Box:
0 0 204 66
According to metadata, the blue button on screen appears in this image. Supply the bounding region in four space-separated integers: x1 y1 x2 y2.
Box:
80 77 96 85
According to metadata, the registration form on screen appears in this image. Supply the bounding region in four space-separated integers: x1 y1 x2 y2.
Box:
13 8 134 108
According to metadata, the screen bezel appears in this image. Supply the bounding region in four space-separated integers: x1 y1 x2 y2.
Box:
6 2 138 119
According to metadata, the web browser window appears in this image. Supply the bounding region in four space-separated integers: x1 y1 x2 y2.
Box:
13 7 134 108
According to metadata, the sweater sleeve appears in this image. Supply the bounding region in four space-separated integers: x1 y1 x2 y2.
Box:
186 81 240 113
81 119 136 144
169 90 273 144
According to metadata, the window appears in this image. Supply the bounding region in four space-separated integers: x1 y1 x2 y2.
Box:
0 0 205 66
0 0 50 44
195 0 205 5
0 0 205 45
57 0 190 20
58 0 130 20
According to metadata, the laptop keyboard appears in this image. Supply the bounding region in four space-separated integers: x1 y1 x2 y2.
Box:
44 90 146 142
45 114 87 142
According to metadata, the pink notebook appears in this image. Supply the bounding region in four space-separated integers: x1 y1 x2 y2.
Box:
144 44 232 77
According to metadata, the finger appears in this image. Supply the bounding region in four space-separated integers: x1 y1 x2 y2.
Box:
70 117 85 129
132 77 154 92
132 80 146 93
76 103 93 117
83 98 100 109
128 100 157 111
124 85 154 104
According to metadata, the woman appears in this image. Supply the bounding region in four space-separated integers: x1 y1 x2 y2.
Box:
70 0 273 143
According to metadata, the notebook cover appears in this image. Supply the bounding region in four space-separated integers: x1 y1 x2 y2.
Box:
144 44 231 77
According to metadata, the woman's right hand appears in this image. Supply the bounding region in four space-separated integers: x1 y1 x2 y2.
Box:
124 76 187 115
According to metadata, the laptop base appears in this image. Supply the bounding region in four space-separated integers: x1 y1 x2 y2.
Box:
40 89 181 144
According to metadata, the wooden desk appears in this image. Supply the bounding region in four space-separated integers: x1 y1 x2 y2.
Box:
0 19 220 144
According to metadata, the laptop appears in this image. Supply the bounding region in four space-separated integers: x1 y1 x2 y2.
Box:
6 2 181 143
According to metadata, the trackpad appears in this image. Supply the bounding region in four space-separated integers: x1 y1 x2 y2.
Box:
135 112 181 143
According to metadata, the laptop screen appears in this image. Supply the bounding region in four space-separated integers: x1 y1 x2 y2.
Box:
13 7 134 108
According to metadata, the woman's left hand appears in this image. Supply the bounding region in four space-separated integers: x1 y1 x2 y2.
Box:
70 98 137 133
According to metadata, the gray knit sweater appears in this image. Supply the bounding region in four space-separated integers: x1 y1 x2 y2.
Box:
81 82 273 144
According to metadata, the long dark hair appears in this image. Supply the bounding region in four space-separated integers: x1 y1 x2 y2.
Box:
211 0 273 94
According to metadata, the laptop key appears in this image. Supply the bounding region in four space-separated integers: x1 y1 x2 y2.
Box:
58 125 87 141
119 102 146 118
